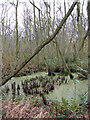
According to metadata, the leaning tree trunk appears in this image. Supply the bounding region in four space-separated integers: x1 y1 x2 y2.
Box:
0 1 77 87
79 29 88 52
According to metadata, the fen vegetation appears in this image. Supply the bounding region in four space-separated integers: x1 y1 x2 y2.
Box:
0 0 89 119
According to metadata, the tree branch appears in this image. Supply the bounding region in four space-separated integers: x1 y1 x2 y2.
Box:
29 0 40 11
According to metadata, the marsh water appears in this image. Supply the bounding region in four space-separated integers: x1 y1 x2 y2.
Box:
0 72 88 103
47 79 88 103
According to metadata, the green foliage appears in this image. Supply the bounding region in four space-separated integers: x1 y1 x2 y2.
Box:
49 96 87 117
64 69 69 76
69 99 80 112
78 92 88 110
40 61 46 67
61 97 68 109
2 95 6 101
44 96 87 118
0 109 5 116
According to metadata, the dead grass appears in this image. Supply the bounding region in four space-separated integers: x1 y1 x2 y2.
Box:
1 97 89 119
2 98 50 118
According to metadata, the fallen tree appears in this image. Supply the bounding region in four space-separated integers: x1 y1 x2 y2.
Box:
0 1 77 87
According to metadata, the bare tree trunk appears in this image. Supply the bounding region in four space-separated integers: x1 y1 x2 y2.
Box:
29 17 32 54
53 0 60 63
33 0 39 67
62 0 66 59
0 32 2 82
16 0 19 61
79 29 88 52
0 1 77 87
42 15 46 60
43 1 50 59
53 0 55 28
87 1 90 114
72 1 80 62
39 10 44 61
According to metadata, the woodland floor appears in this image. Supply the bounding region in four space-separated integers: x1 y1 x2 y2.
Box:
1 94 89 119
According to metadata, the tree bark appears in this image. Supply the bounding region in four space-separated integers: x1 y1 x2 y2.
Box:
87 1 90 115
33 0 39 67
0 1 77 87
16 0 19 61
79 29 88 52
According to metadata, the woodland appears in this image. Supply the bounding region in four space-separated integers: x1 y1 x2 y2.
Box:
0 0 90 119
